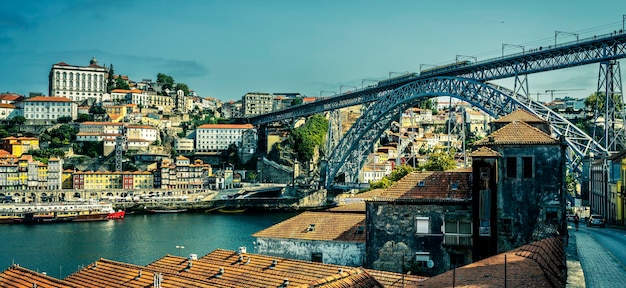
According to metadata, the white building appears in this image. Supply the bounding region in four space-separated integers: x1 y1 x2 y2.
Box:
20 96 77 121
195 124 256 152
242 92 273 117
48 57 109 103
126 125 158 142
47 157 63 190
253 211 366 267
175 138 195 154
0 103 17 120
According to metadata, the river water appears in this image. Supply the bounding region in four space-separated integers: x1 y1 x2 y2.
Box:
0 211 299 279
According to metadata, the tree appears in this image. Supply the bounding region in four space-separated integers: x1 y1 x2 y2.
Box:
57 116 72 123
114 76 130 90
584 92 624 112
422 149 456 171
107 64 115 92
157 73 175 90
176 83 190 96
288 114 329 163
9 116 26 132
89 105 106 115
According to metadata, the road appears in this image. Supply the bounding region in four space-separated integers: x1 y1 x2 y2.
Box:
570 221 626 287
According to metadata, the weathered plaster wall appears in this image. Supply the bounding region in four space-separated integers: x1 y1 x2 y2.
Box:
254 237 365 267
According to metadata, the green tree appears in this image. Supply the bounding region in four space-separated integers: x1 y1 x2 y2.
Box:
89 105 106 115
9 116 26 132
288 114 329 163
107 64 115 92
57 116 72 123
77 114 92 122
584 92 624 112
157 73 175 90
176 83 190 96
114 77 130 90
422 149 456 171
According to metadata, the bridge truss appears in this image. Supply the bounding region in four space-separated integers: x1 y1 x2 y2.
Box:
326 77 607 188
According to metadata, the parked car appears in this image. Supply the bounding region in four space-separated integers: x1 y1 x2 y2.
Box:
587 214 605 228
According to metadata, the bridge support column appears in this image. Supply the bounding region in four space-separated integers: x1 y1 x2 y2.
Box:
593 60 624 151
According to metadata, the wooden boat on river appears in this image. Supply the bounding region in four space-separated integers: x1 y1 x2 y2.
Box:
0 201 125 224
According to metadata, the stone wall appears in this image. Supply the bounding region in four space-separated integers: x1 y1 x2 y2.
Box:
254 237 365 267
366 201 473 276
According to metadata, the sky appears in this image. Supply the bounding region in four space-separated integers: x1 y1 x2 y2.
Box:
0 0 625 102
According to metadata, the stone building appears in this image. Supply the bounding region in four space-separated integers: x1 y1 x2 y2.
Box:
470 109 567 260
48 57 109 103
253 211 366 266
365 170 473 276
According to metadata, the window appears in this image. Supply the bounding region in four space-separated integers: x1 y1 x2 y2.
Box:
506 157 517 178
414 252 431 268
311 252 323 263
444 221 471 234
522 157 533 178
415 216 429 234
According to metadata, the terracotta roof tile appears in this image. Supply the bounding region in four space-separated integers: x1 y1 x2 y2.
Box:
196 124 255 129
0 265 81 288
418 237 565 287
469 146 502 157
328 202 366 213
494 109 547 123
373 171 472 201
26 96 72 102
474 120 559 146
253 211 366 242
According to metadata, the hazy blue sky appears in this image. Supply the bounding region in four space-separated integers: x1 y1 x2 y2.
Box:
0 0 624 102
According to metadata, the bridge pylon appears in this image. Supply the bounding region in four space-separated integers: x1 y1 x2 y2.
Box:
593 60 625 152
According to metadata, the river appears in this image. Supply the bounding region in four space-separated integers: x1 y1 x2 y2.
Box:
0 211 299 279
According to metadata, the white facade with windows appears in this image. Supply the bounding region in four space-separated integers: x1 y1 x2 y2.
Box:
126 125 158 142
195 124 256 152
21 96 77 121
242 92 273 117
48 57 109 103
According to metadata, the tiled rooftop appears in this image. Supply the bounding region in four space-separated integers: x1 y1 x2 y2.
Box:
372 171 472 201
493 109 547 123
0 265 80 288
469 146 502 157
252 211 366 242
474 120 559 146
416 237 565 287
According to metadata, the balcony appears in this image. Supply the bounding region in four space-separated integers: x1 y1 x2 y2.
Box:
443 234 473 246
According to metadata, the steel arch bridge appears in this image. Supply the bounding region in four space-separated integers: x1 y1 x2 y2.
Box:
326 76 607 187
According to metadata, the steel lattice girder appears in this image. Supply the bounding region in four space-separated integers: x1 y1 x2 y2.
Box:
326 77 607 187
251 33 626 126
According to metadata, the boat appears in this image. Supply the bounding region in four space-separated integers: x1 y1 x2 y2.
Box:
107 210 126 219
217 207 246 213
0 201 121 224
148 209 188 213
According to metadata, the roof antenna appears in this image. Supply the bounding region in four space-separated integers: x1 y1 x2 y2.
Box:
135 270 142 280
269 259 277 269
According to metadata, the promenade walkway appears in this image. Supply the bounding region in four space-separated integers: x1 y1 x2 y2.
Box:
566 224 626 287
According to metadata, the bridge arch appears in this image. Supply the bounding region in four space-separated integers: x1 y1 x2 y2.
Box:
326 76 606 187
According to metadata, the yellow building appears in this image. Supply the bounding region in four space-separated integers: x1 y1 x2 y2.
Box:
104 105 127 122
1 137 40 157
62 169 73 189
132 171 154 189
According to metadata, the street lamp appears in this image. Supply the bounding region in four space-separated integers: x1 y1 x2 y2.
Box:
555 31 579 45
176 245 185 257
419 64 436 73
319 90 336 98
456 55 477 63
361 79 377 89
339 85 357 95
501 43 525 57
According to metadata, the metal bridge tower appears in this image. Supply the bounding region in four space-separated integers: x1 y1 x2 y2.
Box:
593 60 625 152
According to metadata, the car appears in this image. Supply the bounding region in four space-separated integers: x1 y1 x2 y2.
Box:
587 214 605 228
